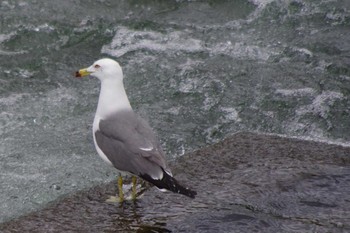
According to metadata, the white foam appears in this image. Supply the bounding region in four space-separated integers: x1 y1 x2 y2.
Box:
326 11 346 25
32 23 55 32
296 91 344 118
178 78 200 93
248 0 275 8
177 59 204 76
101 26 203 57
275 88 316 97
246 0 277 22
163 106 181 115
278 91 345 143
0 50 26 55
211 42 273 61
258 132 350 148
18 69 34 78
102 26 275 61
220 107 242 123
0 32 23 55
295 47 313 57
0 1 15 9
0 33 14 44
0 32 28 55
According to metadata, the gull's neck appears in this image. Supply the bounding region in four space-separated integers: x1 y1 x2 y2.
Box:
95 79 132 119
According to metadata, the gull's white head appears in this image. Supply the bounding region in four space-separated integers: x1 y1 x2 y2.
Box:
75 58 123 81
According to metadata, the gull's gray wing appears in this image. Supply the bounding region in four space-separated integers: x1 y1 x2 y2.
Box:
94 110 169 179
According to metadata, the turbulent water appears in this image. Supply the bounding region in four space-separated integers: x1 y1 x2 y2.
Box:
1 0 349 224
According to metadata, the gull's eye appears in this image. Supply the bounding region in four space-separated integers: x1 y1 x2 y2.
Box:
94 64 100 69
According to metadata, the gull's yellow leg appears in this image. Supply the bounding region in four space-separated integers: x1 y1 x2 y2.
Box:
132 176 137 200
118 175 124 202
106 175 124 203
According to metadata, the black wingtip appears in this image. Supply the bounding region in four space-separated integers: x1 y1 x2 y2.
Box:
140 170 197 199
182 187 197 199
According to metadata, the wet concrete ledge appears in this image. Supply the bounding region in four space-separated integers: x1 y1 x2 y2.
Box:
1 132 349 232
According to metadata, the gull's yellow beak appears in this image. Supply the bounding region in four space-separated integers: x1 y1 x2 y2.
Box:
75 68 91 78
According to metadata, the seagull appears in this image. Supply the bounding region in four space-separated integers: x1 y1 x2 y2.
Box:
75 58 197 201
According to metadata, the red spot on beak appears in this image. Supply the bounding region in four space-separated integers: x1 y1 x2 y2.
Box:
75 71 81 78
